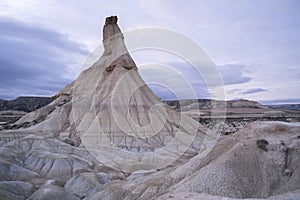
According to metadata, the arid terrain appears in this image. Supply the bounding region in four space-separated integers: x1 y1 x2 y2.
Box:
0 16 299 200
1 97 300 135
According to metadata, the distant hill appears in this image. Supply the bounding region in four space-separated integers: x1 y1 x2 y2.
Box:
1 96 299 113
0 96 53 112
267 104 300 111
163 99 267 111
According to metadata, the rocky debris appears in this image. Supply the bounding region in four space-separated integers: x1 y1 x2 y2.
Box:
199 119 250 135
0 97 53 112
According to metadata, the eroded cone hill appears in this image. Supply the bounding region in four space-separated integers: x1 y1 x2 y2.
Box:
0 16 299 200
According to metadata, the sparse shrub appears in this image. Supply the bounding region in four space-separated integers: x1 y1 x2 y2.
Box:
256 139 269 151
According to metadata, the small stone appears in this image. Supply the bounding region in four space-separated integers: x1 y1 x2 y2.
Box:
284 168 293 176
256 139 269 151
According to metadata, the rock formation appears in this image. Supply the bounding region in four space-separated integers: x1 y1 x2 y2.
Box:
2 16 207 172
0 16 299 199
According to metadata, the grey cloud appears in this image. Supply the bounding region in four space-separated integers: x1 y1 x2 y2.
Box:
139 61 254 100
0 17 90 99
243 88 267 95
227 89 242 94
139 62 214 100
0 18 89 54
216 63 252 85
163 62 253 87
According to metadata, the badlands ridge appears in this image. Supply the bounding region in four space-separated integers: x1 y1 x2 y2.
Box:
0 16 299 200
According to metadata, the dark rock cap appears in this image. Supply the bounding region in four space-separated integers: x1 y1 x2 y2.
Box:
105 16 118 25
103 15 121 41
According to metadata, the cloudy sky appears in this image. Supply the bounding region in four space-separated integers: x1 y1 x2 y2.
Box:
0 0 299 104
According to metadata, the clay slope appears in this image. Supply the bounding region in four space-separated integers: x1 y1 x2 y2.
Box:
88 121 300 200
0 133 126 199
